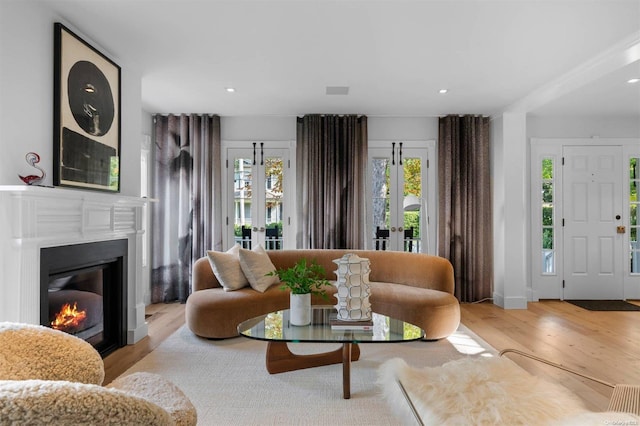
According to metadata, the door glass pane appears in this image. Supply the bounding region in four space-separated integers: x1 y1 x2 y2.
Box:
542 206 553 226
371 157 390 250
265 156 283 250
402 157 421 253
542 158 555 274
234 157 252 249
630 161 637 276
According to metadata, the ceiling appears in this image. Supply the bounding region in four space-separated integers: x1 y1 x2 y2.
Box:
41 0 640 117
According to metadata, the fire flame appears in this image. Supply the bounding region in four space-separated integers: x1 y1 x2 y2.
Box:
51 302 87 332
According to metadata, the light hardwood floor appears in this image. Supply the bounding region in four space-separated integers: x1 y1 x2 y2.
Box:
104 300 640 412
461 300 640 411
103 302 185 385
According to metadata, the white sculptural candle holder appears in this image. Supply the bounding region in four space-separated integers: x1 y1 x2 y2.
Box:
333 253 372 321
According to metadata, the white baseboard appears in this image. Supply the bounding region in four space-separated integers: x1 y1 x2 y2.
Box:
492 292 528 309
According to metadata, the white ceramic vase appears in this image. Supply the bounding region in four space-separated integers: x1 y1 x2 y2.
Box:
289 293 311 326
333 253 372 321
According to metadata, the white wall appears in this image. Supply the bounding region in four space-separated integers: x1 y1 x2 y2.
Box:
491 116 505 305
221 116 296 141
528 116 640 138
0 1 54 187
492 113 529 309
142 110 153 137
368 117 438 141
0 0 143 196
216 115 439 142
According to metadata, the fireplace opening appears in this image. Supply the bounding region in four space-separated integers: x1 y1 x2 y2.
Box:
40 240 127 357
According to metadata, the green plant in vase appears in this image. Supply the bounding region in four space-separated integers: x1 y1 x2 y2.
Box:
267 259 332 326
267 259 332 297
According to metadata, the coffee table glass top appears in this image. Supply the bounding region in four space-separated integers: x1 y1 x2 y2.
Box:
238 306 424 343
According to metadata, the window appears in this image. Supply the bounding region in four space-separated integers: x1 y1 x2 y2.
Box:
631 157 639 274
541 158 555 274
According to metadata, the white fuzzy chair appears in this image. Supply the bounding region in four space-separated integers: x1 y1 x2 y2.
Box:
0 322 104 384
0 322 197 425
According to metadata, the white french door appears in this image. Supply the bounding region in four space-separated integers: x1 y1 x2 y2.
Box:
367 141 436 253
223 142 293 251
563 145 624 299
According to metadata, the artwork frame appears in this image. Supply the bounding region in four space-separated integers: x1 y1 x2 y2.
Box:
53 22 121 192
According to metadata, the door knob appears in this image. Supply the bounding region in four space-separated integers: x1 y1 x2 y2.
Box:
615 215 621 220
390 227 396 232
398 227 404 232
252 226 258 232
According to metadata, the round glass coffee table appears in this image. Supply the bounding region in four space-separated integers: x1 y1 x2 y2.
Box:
238 305 424 399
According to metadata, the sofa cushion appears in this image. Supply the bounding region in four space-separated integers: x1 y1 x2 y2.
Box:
238 245 279 293
368 281 460 340
185 285 338 339
206 244 249 291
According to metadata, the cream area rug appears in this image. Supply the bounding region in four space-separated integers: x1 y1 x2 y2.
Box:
119 324 497 425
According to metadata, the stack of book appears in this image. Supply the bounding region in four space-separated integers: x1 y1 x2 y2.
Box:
330 317 374 331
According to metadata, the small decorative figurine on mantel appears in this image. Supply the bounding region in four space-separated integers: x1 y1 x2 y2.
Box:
18 152 46 185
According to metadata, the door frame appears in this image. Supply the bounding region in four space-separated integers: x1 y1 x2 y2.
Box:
530 138 640 301
221 140 296 251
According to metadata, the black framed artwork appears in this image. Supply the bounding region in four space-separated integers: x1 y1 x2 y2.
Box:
53 23 121 192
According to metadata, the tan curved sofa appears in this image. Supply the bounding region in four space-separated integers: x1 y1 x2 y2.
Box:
186 249 460 340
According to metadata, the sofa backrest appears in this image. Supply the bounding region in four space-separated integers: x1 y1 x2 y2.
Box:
269 250 454 294
193 249 454 294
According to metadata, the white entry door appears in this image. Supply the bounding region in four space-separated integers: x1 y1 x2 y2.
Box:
563 146 624 299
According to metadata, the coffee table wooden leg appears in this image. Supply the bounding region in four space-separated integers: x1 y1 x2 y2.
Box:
265 341 360 381
343 343 351 399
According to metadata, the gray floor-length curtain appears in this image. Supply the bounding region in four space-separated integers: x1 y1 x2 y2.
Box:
438 115 493 302
151 114 222 303
296 114 368 249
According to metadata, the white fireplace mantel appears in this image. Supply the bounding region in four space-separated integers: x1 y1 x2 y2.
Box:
0 185 149 344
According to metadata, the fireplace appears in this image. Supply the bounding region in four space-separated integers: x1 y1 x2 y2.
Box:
1 186 148 345
40 239 127 357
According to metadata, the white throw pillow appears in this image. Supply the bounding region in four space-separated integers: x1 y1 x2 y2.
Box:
206 244 249 291
238 245 279 293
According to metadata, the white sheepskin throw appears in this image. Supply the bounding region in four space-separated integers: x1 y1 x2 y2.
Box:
107 372 197 426
378 357 591 425
0 379 173 425
0 322 104 385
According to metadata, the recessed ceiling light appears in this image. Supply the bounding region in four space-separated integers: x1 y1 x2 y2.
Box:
628 78 640 84
326 86 349 95
225 87 236 93
439 89 448 94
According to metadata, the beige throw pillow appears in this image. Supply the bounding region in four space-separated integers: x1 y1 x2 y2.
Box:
206 244 249 291
238 245 279 293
